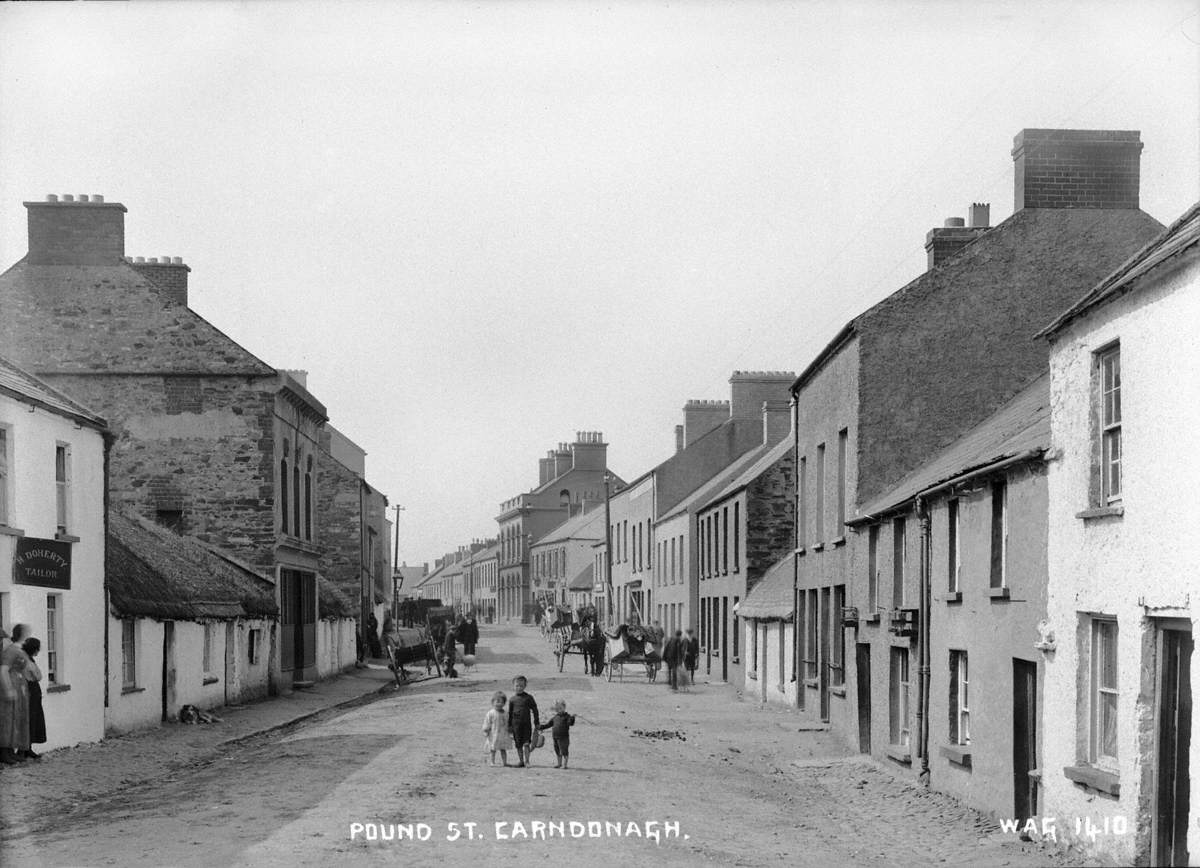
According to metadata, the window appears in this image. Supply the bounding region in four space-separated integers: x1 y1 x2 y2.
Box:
156 509 184 532
749 617 758 675
0 425 10 526
890 647 911 747
722 507 729 574
949 651 969 745
292 459 301 539
121 620 136 688
948 499 961 593
1098 345 1122 504
646 521 651 569
248 628 261 665
697 519 705 579
46 594 61 684
798 456 807 548
868 525 879 612
815 443 826 541
55 443 70 534
777 619 786 689
623 521 628 563
892 517 907 607
837 429 848 533
280 440 290 534
732 595 739 661
804 589 818 679
990 480 1007 588
700 598 708 650
304 455 313 541
202 623 214 674
670 537 677 584
733 502 740 571
831 585 845 686
1091 618 1119 767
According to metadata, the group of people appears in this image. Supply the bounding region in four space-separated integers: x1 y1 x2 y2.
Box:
440 614 479 678
0 623 47 764
482 675 576 769
658 626 699 691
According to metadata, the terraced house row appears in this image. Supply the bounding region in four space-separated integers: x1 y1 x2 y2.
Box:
0 194 395 747
412 127 1197 865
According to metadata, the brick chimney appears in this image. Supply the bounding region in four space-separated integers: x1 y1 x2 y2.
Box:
1013 129 1143 211
729 371 796 421
24 194 126 265
569 431 607 472
538 453 555 486
674 424 684 454
762 399 791 445
552 443 572 478
682 399 729 448
925 206 989 269
128 255 191 306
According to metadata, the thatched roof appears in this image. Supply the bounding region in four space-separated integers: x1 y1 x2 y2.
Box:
107 512 277 620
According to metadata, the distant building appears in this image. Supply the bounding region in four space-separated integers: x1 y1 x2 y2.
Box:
1037 202 1200 864
530 507 604 609
496 432 620 622
0 355 109 750
462 544 498 622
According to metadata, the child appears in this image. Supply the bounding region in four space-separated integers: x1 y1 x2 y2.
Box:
506 675 540 768
537 699 576 769
482 691 512 766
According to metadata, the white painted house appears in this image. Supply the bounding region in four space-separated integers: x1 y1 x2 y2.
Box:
0 354 109 751
1038 203 1200 865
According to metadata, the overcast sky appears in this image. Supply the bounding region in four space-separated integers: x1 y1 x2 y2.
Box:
1 1 1197 567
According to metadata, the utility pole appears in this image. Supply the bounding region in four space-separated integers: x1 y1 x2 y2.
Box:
391 504 405 620
603 471 615 626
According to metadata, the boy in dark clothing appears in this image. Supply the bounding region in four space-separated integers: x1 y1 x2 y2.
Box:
506 675 540 767
538 699 576 769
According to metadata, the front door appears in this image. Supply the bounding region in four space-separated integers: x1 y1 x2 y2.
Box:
720 597 729 682
819 588 831 721
856 643 872 753
1154 627 1193 867
1013 659 1038 823
161 621 176 722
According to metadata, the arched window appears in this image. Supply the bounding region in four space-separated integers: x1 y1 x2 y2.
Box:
280 439 290 533
293 454 302 537
304 455 313 541
559 489 570 507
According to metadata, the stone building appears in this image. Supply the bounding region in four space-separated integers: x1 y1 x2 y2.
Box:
0 194 333 685
496 432 618 622
1036 202 1200 864
789 129 1163 771
849 375 1050 823
530 508 604 609
462 543 498 622
0 354 109 750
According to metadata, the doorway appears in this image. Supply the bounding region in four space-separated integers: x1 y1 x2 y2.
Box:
1153 626 1192 867
819 588 831 721
856 643 872 753
1012 659 1038 823
161 621 176 722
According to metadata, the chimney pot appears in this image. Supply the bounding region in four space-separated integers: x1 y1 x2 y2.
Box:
172 256 182 264
148 257 158 264
92 194 104 203
968 203 990 229
46 194 58 203
62 194 74 202
78 195 90 203
943 217 965 228
135 256 145 263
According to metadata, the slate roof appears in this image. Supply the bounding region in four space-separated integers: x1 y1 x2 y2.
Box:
568 562 596 591
1040 201 1200 337
656 440 776 524
697 436 792 513
854 373 1050 522
0 354 108 430
0 261 275 376
736 555 794 621
107 512 277 620
537 508 605 546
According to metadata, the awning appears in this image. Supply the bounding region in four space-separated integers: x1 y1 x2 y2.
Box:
737 556 794 621
568 563 595 591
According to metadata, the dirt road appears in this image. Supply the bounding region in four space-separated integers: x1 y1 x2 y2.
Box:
1 625 1078 867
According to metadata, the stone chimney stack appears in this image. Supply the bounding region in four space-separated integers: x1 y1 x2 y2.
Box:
762 399 791 445
1013 129 1143 211
925 208 989 269
539 453 555 486
553 443 573 478
728 371 796 421
570 431 607 472
25 194 126 265
682 400 729 448
128 255 191 306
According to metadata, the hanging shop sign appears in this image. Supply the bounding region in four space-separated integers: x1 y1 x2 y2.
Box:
13 537 72 590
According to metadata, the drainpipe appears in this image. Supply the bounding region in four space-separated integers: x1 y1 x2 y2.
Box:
791 395 801 707
916 495 932 787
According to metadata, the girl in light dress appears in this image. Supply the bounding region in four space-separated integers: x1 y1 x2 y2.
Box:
482 691 513 766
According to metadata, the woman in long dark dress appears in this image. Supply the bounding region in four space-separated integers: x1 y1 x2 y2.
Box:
22 638 45 759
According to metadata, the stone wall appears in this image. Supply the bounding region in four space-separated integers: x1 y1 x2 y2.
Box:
745 451 796 593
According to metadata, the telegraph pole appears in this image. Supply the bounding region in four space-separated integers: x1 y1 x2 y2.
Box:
603 471 615 626
391 504 405 620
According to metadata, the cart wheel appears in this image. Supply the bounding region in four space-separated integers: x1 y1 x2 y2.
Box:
605 646 614 682
557 636 566 672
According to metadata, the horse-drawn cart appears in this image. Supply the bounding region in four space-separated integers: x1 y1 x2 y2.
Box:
602 623 662 682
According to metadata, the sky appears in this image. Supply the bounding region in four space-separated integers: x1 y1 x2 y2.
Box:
1 1 1197 567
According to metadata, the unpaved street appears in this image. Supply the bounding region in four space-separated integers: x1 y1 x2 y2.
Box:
2 626 1078 867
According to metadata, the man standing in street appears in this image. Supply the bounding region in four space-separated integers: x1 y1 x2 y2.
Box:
460 614 479 657
662 629 683 691
683 628 700 690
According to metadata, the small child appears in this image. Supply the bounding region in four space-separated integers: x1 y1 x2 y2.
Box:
482 691 513 766
506 675 540 768
537 699 576 769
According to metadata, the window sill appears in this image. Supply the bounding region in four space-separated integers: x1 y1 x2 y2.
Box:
55 532 81 543
731 657 740 665
1077 506 1124 521
202 676 219 686
831 536 846 548
811 542 825 552
47 683 71 694
0 524 25 537
795 547 806 557
942 592 963 604
862 613 880 624
886 744 912 764
121 685 145 695
987 587 1010 600
1063 764 1120 796
748 671 758 681
830 685 846 697
803 677 818 688
939 744 972 767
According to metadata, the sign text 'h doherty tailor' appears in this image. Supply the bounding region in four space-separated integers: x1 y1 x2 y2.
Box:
13 537 72 590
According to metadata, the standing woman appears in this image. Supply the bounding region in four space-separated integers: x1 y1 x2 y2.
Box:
22 638 45 759
0 623 31 764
